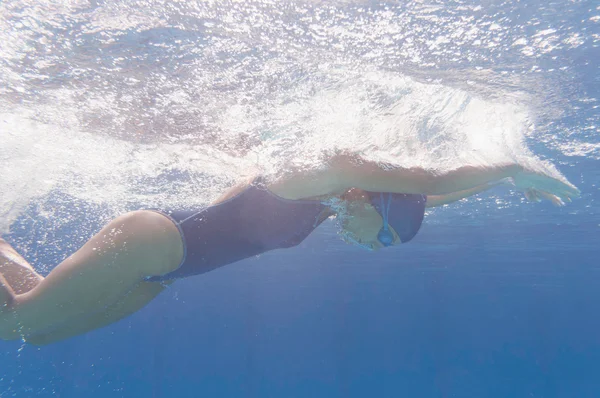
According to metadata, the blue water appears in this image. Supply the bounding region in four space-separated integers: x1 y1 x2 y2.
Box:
1 0 599 397
2 172 599 397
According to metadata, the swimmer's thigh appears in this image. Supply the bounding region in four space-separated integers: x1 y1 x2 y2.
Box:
8 210 183 336
28 281 169 346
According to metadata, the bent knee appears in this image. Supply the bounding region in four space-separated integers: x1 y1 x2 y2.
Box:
109 211 184 277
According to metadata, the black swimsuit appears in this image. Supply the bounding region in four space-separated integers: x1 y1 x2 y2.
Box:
149 179 330 281
149 179 426 281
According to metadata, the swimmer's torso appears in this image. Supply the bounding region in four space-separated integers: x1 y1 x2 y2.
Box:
150 178 330 281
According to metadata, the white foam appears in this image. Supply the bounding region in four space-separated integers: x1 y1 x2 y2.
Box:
0 0 579 235
0 112 257 233
0 66 569 234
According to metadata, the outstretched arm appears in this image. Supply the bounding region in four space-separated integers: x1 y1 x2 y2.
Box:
269 153 521 200
268 153 579 204
426 184 496 208
425 176 578 207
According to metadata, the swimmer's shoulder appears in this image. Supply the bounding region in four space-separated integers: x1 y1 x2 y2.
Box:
212 175 260 205
213 173 345 204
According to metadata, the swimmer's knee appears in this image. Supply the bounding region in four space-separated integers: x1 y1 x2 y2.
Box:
109 211 184 277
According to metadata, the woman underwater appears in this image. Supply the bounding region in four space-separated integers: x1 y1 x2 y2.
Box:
0 153 579 345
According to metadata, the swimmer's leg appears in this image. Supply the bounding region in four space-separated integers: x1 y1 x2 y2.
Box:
0 210 183 339
0 274 14 311
0 238 43 294
0 239 42 322
28 281 169 346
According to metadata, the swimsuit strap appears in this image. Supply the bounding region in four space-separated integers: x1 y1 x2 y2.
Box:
377 192 394 246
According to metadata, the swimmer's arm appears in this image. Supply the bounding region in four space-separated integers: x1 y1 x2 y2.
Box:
268 153 521 200
331 154 522 196
425 184 497 208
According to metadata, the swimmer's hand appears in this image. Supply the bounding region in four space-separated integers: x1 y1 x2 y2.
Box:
508 168 580 206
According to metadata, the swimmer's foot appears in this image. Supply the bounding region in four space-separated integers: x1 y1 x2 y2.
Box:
0 238 28 264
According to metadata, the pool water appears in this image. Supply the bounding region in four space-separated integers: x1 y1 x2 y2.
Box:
1 0 599 397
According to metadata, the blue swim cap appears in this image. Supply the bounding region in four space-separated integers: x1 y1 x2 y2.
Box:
368 192 427 245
